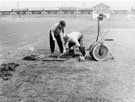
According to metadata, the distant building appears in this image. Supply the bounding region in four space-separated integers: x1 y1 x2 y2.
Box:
28 8 44 14
131 7 135 14
77 8 93 14
44 8 59 14
59 7 77 14
0 8 12 15
112 9 129 14
12 8 28 15
92 3 111 19
131 10 135 14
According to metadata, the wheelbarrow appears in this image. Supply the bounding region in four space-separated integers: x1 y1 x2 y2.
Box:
88 14 114 61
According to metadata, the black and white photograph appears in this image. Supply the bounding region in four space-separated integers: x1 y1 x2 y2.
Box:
0 0 135 102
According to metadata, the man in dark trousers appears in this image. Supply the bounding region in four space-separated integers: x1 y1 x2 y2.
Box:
50 20 66 53
63 31 86 57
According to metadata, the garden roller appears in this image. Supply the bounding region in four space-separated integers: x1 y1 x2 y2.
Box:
88 14 114 61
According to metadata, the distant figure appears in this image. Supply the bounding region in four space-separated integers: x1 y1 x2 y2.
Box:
63 31 86 57
50 20 66 53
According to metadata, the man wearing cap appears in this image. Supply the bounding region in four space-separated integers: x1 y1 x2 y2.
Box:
63 31 86 57
50 20 66 53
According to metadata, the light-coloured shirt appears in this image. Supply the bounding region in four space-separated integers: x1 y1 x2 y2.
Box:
66 32 82 47
50 23 64 36
51 23 59 32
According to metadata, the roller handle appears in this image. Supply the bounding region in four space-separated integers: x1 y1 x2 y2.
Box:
104 39 114 41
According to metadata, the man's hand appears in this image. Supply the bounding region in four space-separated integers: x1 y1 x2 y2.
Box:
70 46 74 50
63 48 66 53
51 31 56 42
53 37 56 42
63 33 66 37
70 46 77 50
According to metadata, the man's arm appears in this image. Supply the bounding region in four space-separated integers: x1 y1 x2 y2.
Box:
62 28 66 37
50 30 56 41
69 40 80 50
63 37 68 53
62 28 64 33
74 40 80 47
50 23 58 41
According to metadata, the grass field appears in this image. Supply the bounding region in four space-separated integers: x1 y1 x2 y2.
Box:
0 16 135 102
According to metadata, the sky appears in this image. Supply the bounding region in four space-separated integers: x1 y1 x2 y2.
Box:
0 0 134 10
